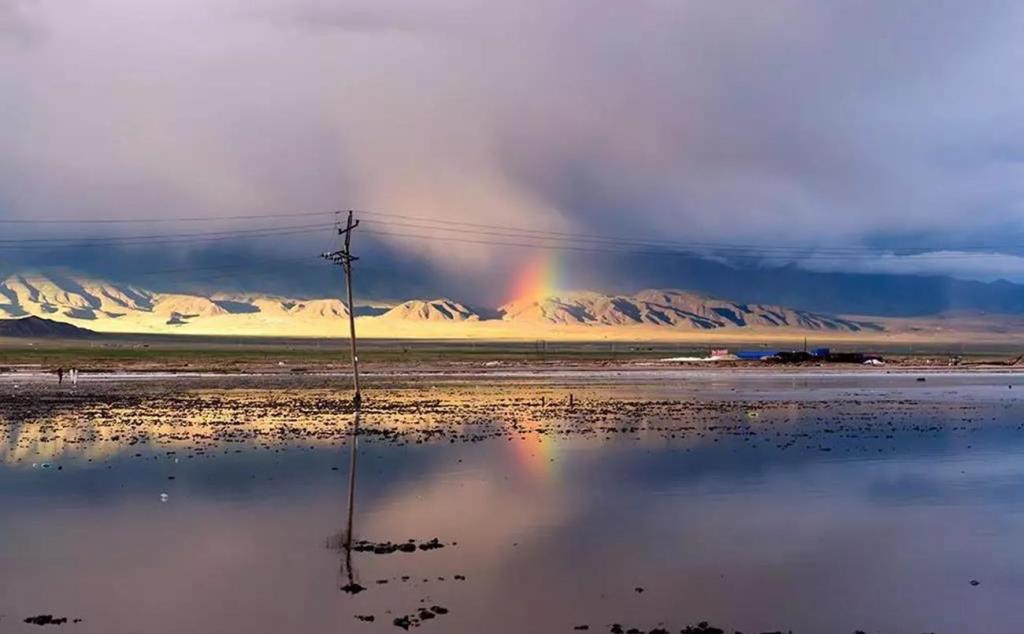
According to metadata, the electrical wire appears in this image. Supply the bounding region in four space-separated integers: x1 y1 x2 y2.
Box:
358 228 1022 261
0 225 332 250
1 208 1022 260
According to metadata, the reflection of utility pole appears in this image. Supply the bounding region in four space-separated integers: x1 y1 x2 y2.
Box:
325 409 363 594
322 211 362 407
342 409 361 587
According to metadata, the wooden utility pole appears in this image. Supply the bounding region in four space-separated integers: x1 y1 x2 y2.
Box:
322 210 362 407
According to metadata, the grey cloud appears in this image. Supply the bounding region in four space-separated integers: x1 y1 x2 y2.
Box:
798 251 1024 284
253 3 423 34
2 0 1024 298
0 0 42 45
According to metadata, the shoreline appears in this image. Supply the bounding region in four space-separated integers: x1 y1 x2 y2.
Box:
4 361 1024 381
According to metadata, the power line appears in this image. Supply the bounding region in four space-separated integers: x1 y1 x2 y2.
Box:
359 228 1024 261
352 209 1024 255
0 222 334 245
0 211 337 225
358 218 1021 258
135 256 325 277
0 217 1015 261
0 225 332 249
3 206 1024 258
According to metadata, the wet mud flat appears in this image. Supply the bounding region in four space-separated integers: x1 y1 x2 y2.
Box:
4 369 1021 453
3 370 1024 633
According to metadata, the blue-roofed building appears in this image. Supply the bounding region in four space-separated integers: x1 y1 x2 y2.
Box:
736 350 777 361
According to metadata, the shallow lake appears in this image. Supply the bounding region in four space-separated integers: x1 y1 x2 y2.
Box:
2 371 1024 633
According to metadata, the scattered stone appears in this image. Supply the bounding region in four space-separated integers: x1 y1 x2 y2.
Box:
680 622 724 634
24 615 69 626
350 538 447 555
393 616 412 630
391 606 449 630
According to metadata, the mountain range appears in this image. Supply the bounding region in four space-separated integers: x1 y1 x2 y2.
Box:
3 272 1020 341
0 272 891 337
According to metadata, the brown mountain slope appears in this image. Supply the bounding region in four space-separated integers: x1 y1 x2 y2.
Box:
499 290 882 332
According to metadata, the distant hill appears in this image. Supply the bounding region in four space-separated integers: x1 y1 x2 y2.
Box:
378 299 493 322
0 273 891 337
576 254 1024 318
0 315 97 338
498 290 882 332
0 273 154 319
9 270 1019 340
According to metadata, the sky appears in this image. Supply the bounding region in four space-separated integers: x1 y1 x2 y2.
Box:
2 0 1024 306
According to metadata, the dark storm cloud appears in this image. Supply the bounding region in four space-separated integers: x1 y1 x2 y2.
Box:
0 232 451 300
2 0 1024 297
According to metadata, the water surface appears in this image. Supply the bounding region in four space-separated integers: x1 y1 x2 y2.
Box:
2 372 1023 633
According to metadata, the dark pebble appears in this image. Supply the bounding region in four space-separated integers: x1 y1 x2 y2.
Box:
24 615 69 626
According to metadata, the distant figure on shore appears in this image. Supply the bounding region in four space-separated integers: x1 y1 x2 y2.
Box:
57 367 64 385
71 368 79 386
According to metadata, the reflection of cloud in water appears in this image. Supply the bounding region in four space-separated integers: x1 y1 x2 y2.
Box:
3 494 347 633
0 435 581 633
4 429 1024 633
5 378 1024 632
359 440 579 554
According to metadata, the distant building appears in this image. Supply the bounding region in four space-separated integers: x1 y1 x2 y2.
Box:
737 350 777 361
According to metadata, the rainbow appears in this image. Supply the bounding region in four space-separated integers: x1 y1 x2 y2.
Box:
508 427 560 482
506 252 561 304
